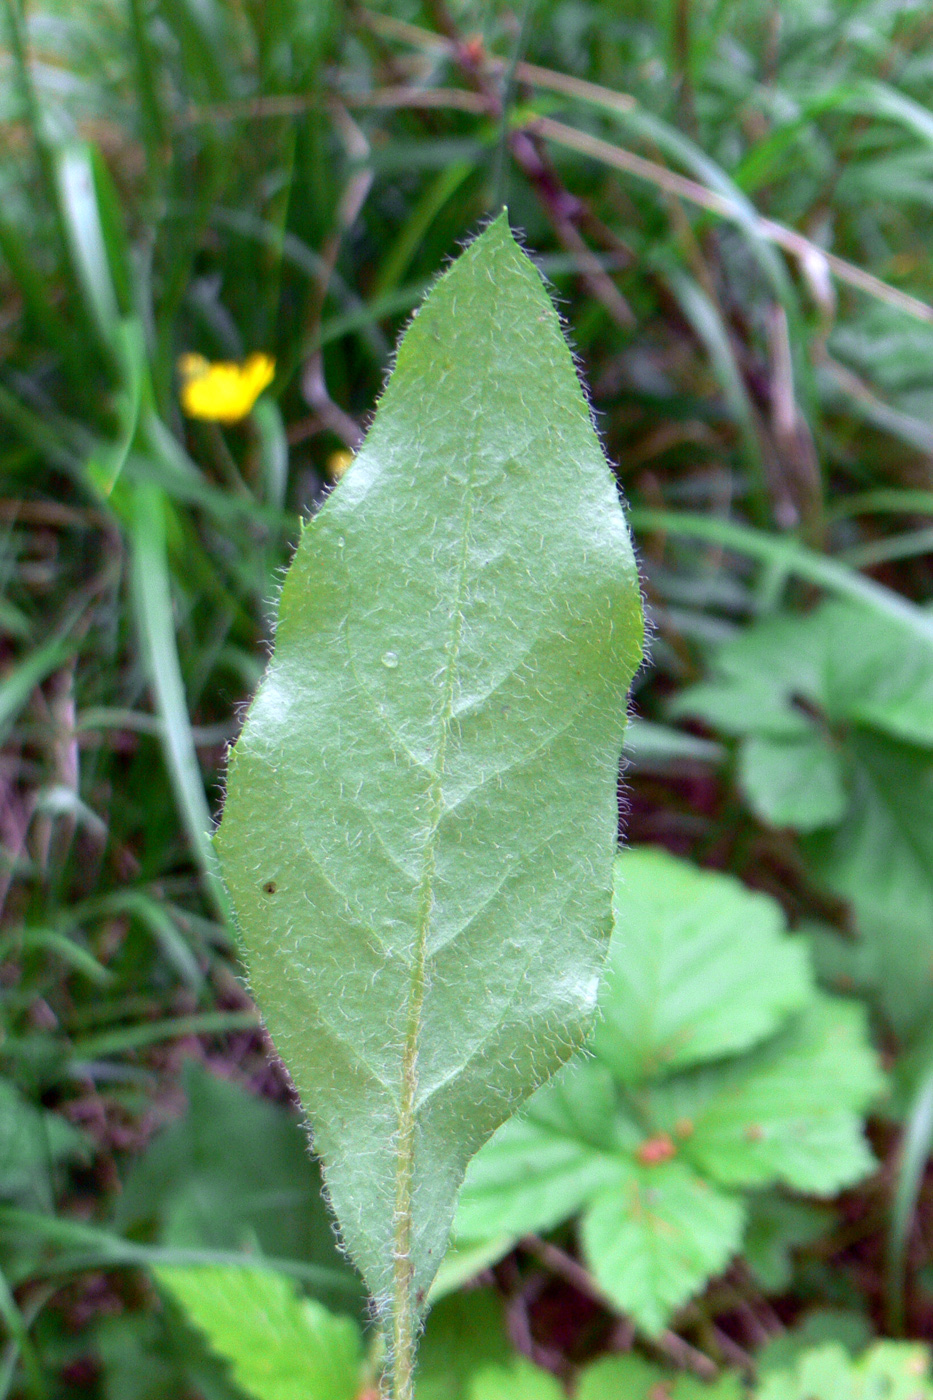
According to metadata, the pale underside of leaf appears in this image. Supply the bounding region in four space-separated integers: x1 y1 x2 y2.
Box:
215 215 642 1319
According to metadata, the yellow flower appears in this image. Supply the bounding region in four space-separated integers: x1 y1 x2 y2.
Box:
328 449 355 480
178 351 275 423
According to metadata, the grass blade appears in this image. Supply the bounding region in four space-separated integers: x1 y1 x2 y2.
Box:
630 509 933 649
53 143 121 351
0 1210 359 1296
0 1266 42 1400
129 483 229 921
0 636 73 745
887 1060 933 1334
661 267 771 525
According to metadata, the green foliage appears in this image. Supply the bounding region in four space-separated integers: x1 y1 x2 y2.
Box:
578 1355 742 1400
467 1359 565 1400
755 1311 874 1376
215 215 643 1347
742 1196 830 1293
2 0 933 1388
415 1289 513 1400
148 1264 933 1400
95 1308 244 1400
591 846 813 1081
155 1264 362 1400
454 850 882 1335
446 1341 933 1400
672 600 933 1035
154 1266 514 1400
0 1079 88 1206
756 1342 933 1400
114 1061 359 1310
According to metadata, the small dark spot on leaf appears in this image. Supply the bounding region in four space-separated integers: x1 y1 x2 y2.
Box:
263 881 277 895
416 1288 425 1306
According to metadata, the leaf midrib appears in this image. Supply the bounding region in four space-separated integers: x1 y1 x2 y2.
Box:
392 434 480 1336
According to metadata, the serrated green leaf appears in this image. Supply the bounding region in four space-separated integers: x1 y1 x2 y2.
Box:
215 215 643 1339
756 1341 933 1400
0 1079 88 1206
578 1355 743 1400
756 1311 873 1377
805 731 933 1035
416 1289 511 1400
455 854 878 1336
669 610 823 740
155 1264 362 1400
595 849 812 1081
674 599 933 750
739 733 847 832
742 1194 829 1292
820 606 933 750
650 998 882 1194
673 600 933 1034
455 1060 745 1337
676 1376 745 1400
581 1160 744 1337
578 1356 669 1400
454 1061 628 1244
467 1359 564 1400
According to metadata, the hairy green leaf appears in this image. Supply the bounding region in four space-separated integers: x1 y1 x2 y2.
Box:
215 216 643 1337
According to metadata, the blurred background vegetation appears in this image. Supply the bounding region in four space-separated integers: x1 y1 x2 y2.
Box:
3 0 933 1395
